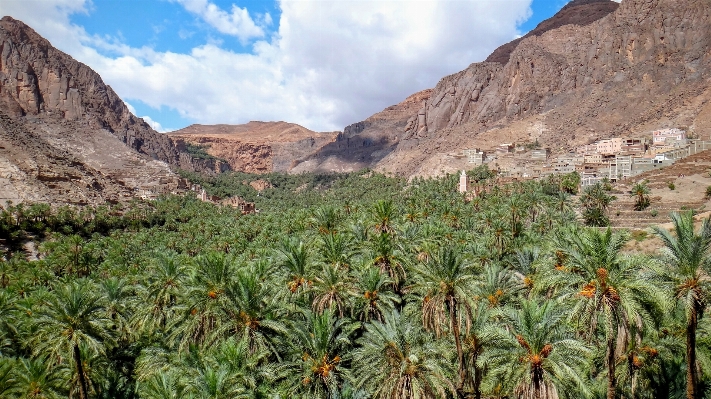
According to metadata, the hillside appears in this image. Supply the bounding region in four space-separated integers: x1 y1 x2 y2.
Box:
292 0 711 178
0 16 217 204
169 121 338 173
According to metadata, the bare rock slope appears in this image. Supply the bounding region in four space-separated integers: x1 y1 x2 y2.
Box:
0 16 216 204
302 0 711 177
170 122 338 173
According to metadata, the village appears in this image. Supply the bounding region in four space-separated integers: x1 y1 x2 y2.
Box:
135 178 257 215
455 128 711 190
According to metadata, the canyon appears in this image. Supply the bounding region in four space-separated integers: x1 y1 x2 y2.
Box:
2 0 711 205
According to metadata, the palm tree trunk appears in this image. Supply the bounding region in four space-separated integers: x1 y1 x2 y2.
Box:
73 344 90 399
607 335 617 399
473 363 483 399
687 308 699 399
449 297 464 393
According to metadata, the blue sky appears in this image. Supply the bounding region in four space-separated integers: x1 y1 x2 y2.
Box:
2 0 588 132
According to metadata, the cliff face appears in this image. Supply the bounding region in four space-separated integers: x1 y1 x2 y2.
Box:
408 0 710 137
302 0 711 177
169 122 338 173
0 16 183 164
0 16 213 204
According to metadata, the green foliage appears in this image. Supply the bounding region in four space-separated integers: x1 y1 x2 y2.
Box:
0 170 706 399
668 181 676 190
631 181 651 211
183 143 224 162
580 182 616 226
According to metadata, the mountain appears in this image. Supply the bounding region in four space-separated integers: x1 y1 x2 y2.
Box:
0 16 217 205
298 0 711 177
169 122 338 173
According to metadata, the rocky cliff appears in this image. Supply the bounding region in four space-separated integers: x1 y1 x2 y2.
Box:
0 16 184 164
0 16 210 204
169 122 338 173
303 0 711 177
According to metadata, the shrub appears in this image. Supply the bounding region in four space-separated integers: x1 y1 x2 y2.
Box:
668 181 676 190
705 186 711 199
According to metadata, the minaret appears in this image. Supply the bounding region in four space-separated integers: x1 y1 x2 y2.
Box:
459 170 469 193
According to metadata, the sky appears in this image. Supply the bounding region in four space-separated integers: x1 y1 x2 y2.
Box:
0 0 593 133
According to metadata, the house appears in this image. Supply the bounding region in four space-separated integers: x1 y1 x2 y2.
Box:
596 138 623 155
496 143 514 154
652 128 686 145
221 196 256 215
530 148 550 161
462 149 486 165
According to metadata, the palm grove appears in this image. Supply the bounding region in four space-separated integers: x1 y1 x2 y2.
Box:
0 168 709 399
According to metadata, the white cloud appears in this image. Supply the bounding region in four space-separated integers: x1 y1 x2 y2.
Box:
173 0 265 43
0 0 533 132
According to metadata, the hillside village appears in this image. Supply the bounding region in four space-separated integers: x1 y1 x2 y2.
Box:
456 128 711 188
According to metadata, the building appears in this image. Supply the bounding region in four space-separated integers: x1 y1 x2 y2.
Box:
576 143 598 155
221 197 256 215
584 153 603 164
653 128 686 145
530 148 550 161
596 138 623 155
462 149 485 165
619 138 647 154
496 143 514 154
459 170 469 193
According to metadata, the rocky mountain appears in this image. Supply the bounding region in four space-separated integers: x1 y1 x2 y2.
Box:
0 16 217 205
298 0 711 177
169 122 337 173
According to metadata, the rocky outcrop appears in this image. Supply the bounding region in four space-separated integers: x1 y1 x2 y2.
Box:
305 0 711 177
0 16 188 167
169 122 338 173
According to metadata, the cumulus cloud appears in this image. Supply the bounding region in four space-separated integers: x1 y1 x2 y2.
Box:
173 0 266 43
0 0 533 132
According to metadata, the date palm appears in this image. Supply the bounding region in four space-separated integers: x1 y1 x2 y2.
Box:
170 252 234 351
482 300 591 399
352 266 399 322
277 239 312 294
630 182 651 211
311 263 356 316
543 228 664 399
410 247 476 392
285 309 358 398
353 310 456 398
10 356 66 399
31 279 114 399
133 251 188 336
653 212 711 399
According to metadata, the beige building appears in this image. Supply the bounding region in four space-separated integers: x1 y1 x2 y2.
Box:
596 138 623 155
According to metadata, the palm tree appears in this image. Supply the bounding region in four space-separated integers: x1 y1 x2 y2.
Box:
311 263 356 316
285 310 358 398
11 356 66 399
481 300 591 399
653 212 711 399
410 247 477 392
277 239 312 294
31 279 114 399
132 251 188 336
371 200 395 233
352 266 399 322
579 183 615 227
352 310 456 398
318 232 356 268
630 181 651 211
170 252 234 351
543 228 664 399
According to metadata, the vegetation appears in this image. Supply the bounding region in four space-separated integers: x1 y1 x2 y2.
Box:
631 181 651 211
0 168 709 398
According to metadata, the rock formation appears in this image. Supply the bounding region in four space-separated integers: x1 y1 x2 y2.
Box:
302 0 711 177
0 16 214 204
169 122 338 173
